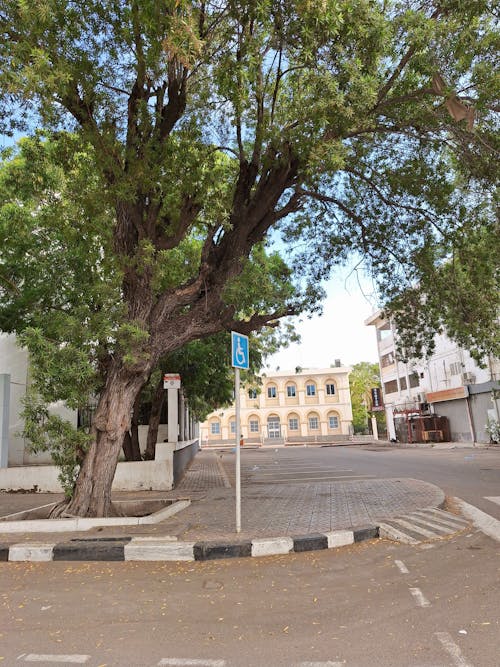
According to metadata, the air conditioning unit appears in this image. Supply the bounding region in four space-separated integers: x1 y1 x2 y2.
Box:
461 372 476 385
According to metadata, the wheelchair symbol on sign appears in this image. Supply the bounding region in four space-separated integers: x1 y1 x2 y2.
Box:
235 338 246 365
231 331 249 369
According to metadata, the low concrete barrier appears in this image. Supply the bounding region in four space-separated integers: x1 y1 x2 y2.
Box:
0 439 199 493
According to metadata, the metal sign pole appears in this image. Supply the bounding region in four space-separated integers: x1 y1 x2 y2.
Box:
235 366 241 533
231 331 248 535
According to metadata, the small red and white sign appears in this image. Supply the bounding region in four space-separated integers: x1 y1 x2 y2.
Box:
163 373 181 389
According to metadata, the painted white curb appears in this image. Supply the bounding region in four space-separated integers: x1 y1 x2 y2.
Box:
9 542 55 561
251 536 294 557
124 538 195 561
323 530 354 548
455 497 500 543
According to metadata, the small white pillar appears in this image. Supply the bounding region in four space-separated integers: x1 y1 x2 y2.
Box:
179 391 186 441
167 387 179 445
0 374 10 467
371 416 379 441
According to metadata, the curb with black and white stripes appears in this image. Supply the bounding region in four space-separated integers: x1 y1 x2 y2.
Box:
0 505 475 562
0 526 378 562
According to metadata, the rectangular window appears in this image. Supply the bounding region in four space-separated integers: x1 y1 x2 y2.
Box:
449 361 462 376
288 418 298 431
287 385 296 397
249 420 259 433
306 384 316 396
326 384 336 396
329 416 339 429
400 377 407 390
381 351 396 368
248 388 257 399
309 416 319 430
409 372 420 388
230 420 236 433
210 422 220 435
384 379 398 394
377 325 392 341
267 386 277 398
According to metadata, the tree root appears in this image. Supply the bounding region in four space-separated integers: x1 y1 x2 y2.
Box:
48 498 125 518
48 499 73 518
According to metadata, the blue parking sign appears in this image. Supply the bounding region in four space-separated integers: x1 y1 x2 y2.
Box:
231 331 249 369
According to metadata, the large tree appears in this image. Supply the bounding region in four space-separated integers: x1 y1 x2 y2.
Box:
0 1 497 516
0 134 299 485
349 361 385 435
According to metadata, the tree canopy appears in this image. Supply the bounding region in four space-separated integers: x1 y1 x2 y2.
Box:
349 361 385 435
0 0 497 516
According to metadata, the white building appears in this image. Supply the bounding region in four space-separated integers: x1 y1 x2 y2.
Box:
0 333 77 466
365 311 500 443
0 333 199 473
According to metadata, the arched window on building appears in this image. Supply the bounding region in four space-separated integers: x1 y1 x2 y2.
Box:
308 412 320 432
248 415 260 434
327 411 340 431
306 381 316 397
210 419 221 436
325 380 337 396
288 413 300 432
267 383 278 399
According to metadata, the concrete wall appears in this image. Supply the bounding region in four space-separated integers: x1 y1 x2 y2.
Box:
173 439 199 484
0 438 199 493
0 459 173 493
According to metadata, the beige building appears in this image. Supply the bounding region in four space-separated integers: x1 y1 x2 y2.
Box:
201 366 353 446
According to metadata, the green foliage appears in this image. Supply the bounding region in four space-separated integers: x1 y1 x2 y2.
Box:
0 1 497 512
223 243 321 320
349 361 385 434
0 134 122 403
18 328 96 409
387 214 499 365
485 418 500 444
21 392 91 497
159 326 288 421
0 2 496 363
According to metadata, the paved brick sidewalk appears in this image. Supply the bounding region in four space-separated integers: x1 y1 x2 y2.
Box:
0 449 444 545
159 449 444 541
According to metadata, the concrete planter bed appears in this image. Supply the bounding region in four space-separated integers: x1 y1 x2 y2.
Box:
0 497 190 533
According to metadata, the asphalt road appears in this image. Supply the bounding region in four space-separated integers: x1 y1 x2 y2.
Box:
1 446 500 666
1 529 499 666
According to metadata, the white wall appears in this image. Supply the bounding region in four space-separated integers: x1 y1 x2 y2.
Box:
0 334 29 464
0 334 78 465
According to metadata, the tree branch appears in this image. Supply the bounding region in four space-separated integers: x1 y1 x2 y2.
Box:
346 167 447 236
374 7 442 109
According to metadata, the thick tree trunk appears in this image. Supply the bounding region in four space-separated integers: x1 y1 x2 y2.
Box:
144 377 165 460
59 363 149 517
130 395 142 460
122 394 142 461
122 431 133 462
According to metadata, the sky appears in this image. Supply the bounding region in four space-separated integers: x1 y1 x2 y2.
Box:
265 264 380 372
